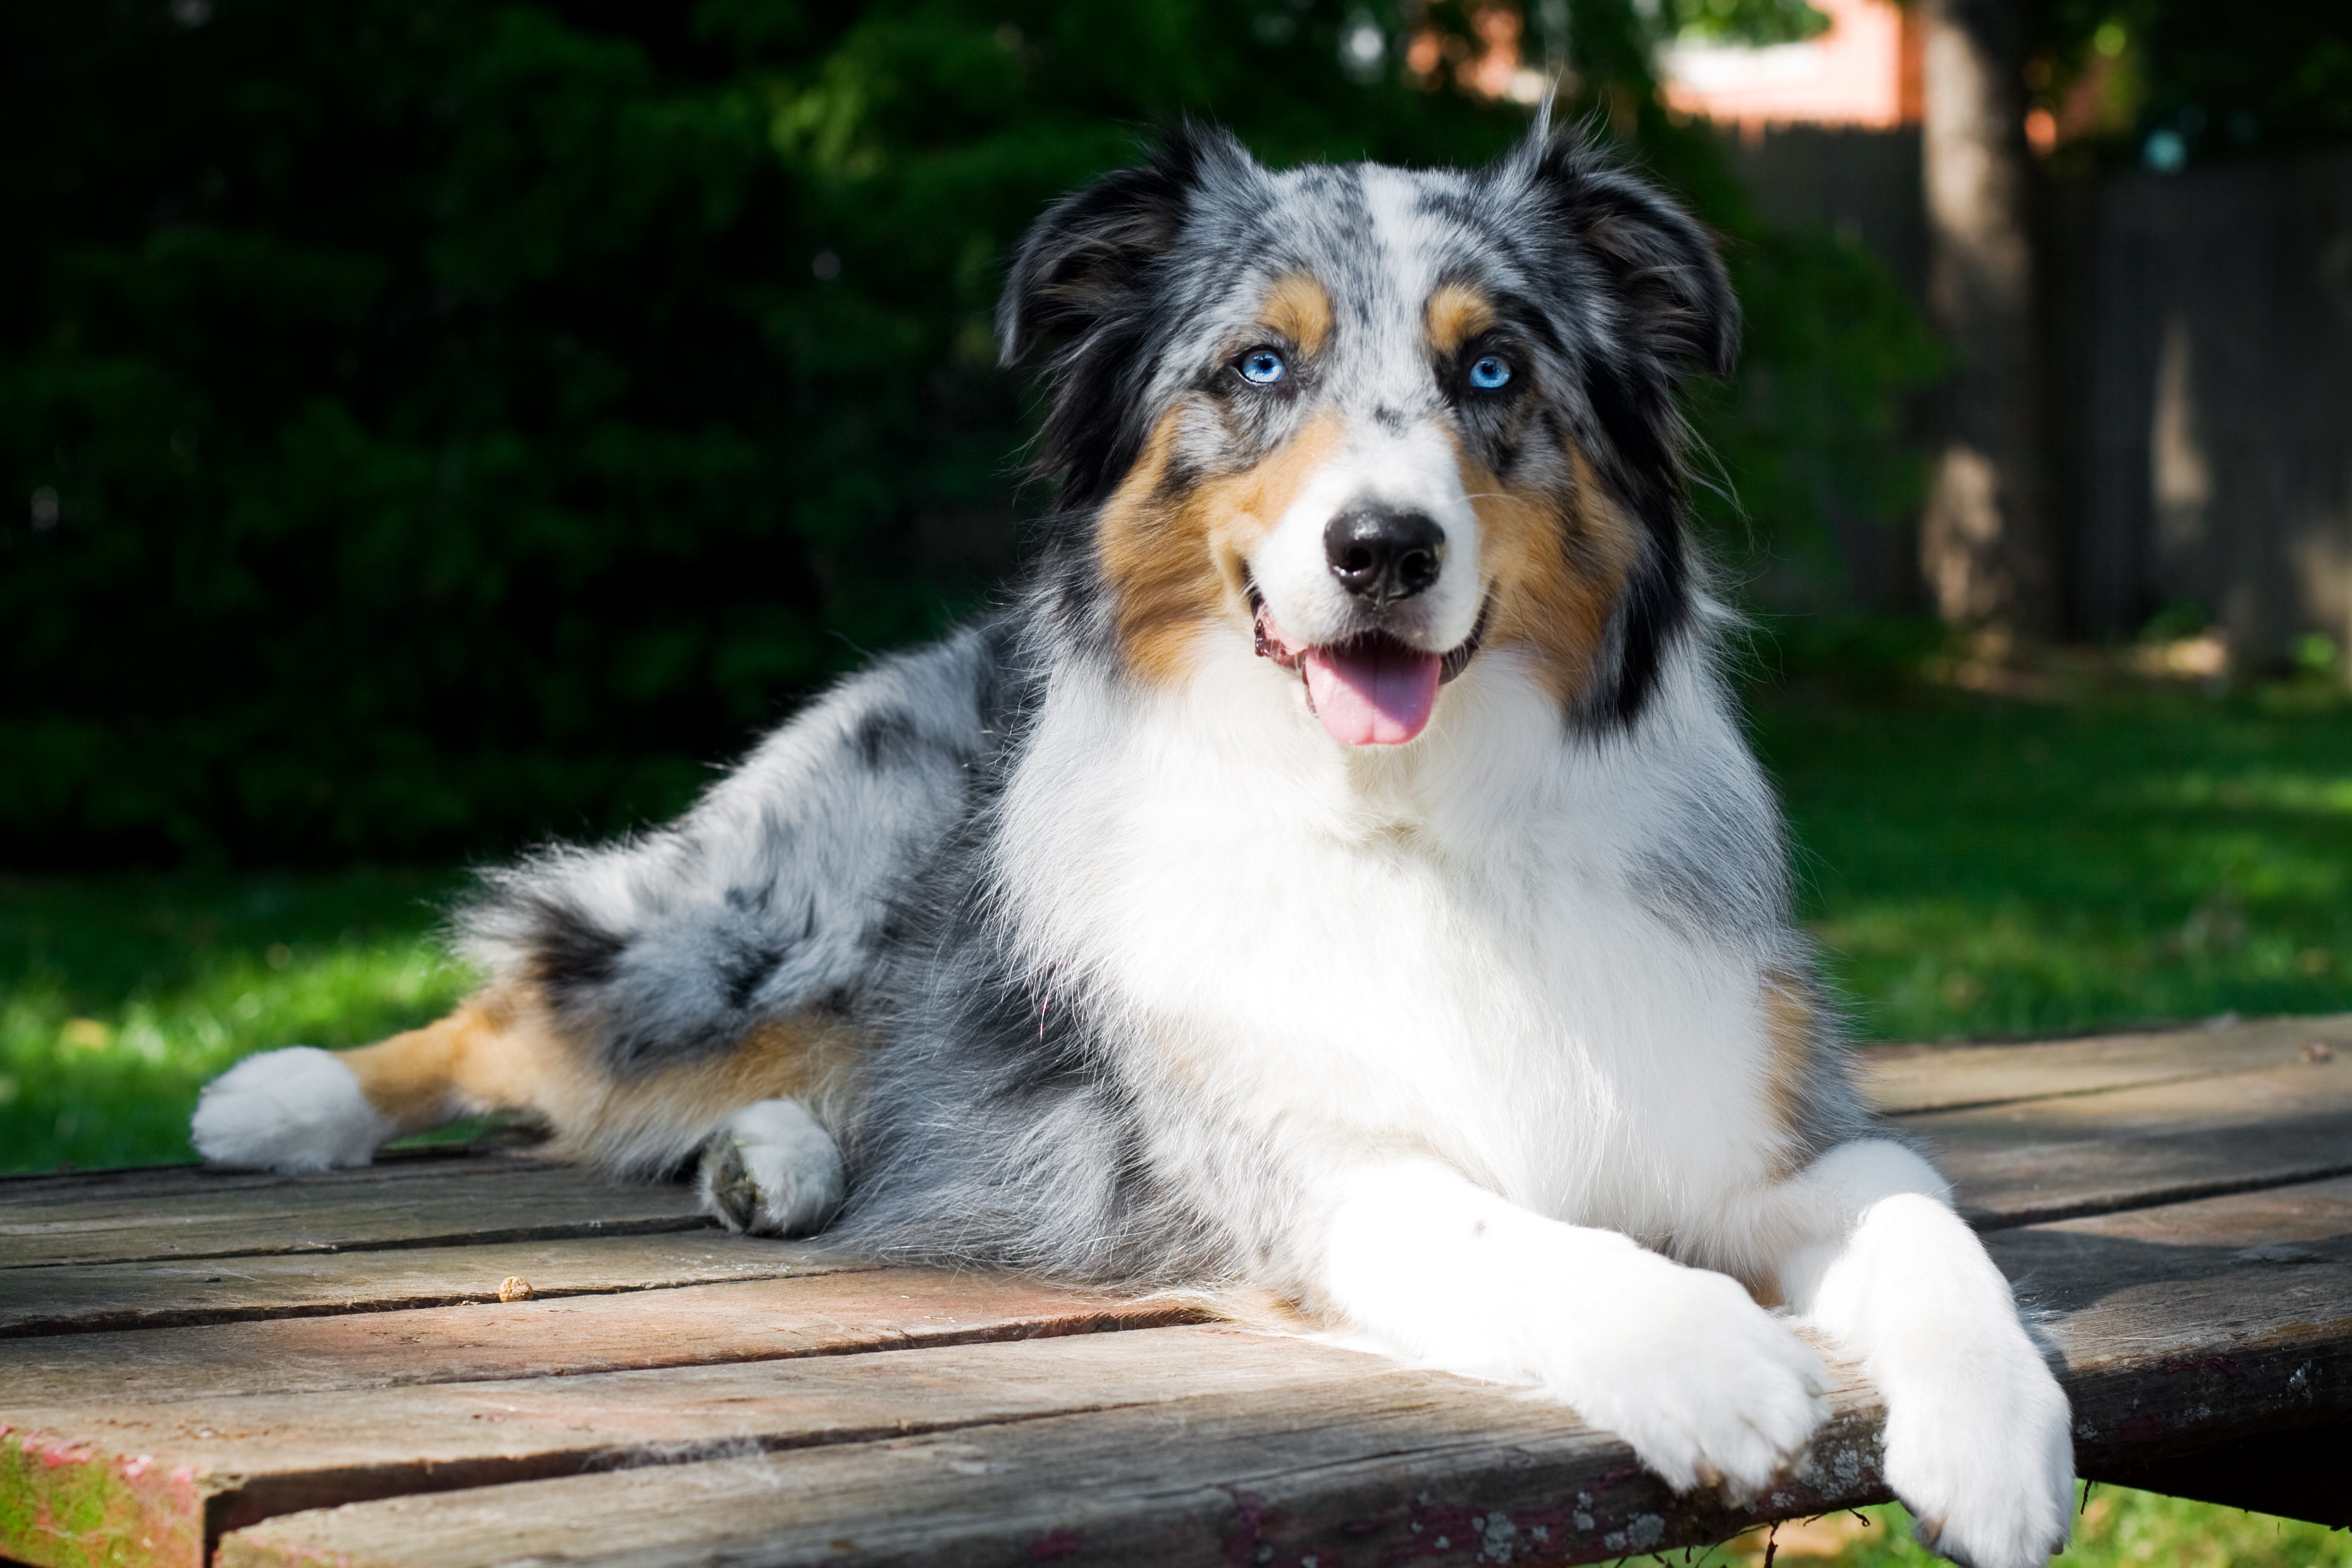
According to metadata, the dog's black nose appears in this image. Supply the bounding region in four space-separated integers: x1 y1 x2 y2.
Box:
1324 508 1445 603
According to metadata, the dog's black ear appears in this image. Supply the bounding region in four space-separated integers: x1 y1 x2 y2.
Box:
1499 117 1739 382
996 123 1255 368
998 124 1259 504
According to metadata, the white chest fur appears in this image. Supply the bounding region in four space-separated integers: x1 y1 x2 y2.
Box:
997 632 1794 1249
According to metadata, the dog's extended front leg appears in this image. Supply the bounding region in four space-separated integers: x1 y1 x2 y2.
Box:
1774 1140 2074 1568
1316 1160 1827 1497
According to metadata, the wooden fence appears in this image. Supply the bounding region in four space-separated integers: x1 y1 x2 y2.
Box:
1731 128 2352 659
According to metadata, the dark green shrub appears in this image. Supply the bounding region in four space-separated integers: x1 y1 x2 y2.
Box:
1 0 1936 865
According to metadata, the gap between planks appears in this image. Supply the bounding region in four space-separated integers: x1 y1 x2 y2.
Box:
0 1232 886 1340
1909 1047 2352 1230
0 1161 711 1272
0 1269 1209 1404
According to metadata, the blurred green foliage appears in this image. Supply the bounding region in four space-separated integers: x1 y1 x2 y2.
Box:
2 0 1936 866
1662 0 1830 46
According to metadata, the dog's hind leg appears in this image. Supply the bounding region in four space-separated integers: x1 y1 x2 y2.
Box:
190 988 562 1174
193 622 1017 1192
191 985 863 1206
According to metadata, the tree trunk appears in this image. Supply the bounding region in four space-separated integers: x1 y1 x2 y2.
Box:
1919 0 2056 642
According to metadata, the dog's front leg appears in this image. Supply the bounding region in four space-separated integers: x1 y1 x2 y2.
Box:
1774 1140 2074 1568
1317 1160 1827 1497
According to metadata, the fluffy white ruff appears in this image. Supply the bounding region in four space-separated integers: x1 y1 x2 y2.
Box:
696 1097 846 1237
190 1046 397 1172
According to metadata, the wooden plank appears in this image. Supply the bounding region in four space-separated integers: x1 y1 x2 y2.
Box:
2029 1171 2352 1251
16 1172 2348 1568
0 1270 1201 1405
208 1177 2352 1568
1920 1053 2352 1226
0 1233 873 1341
0 1148 502 1208
212 1378 1892 1568
1860 1013 2352 1114
1 1326 1382 1568
2087 1420 2352 1527
0 1163 708 1270
1981 1184 2352 1470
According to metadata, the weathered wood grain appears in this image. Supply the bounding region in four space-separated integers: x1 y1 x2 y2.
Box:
0 1163 708 1270
2031 1171 2352 1251
15 1171 2347 1568
1919 1051 2352 1226
1861 1013 2352 1114
0 1232 867 1339
210 1377 1894 1568
206 1179 2352 1568
1984 1181 2352 1474
0 1270 1201 1405
1 1326 1380 1568
0 1149 497 1208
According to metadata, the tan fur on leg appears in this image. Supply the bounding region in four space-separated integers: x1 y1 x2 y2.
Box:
338 991 867 1174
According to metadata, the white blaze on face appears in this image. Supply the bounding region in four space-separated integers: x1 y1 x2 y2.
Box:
1236 164 1497 748
1246 419 1486 748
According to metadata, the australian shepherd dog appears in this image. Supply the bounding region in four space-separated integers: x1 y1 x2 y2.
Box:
194 119 2073 1567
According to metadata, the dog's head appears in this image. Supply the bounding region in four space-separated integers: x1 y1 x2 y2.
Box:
1000 119 1734 745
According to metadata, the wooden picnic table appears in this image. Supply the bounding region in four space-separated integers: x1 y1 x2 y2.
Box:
4 1014 2349 1568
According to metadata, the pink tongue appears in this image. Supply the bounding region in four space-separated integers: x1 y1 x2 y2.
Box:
1301 641 1443 746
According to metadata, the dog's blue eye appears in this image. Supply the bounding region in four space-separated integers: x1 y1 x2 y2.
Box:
1238 350 1287 387
1468 355 1512 391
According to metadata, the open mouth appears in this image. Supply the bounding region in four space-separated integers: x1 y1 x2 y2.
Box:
1250 589 1486 747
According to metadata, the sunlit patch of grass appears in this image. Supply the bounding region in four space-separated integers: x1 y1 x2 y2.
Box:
1754 678 2352 1041
0 872 473 1172
1717 1486 2352 1566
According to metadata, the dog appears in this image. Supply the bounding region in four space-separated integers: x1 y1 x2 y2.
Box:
192 118 2075 1568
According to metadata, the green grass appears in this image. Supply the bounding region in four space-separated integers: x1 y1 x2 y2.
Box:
0 871 472 1171
1756 674 2352 1042
1720 1485 2352 1565
4 670 2351 1560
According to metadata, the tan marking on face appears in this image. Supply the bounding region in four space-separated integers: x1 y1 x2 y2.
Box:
335 988 868 1169
1099 406 1349 683
1455 439 1640 703
1259 272 1333 356
1426 283 1498 356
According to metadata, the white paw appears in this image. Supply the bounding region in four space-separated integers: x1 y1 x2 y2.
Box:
1543 1255 1828 1498
191 1047 396 1172
1884 1334 2074 1568
696 1098 845 1237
